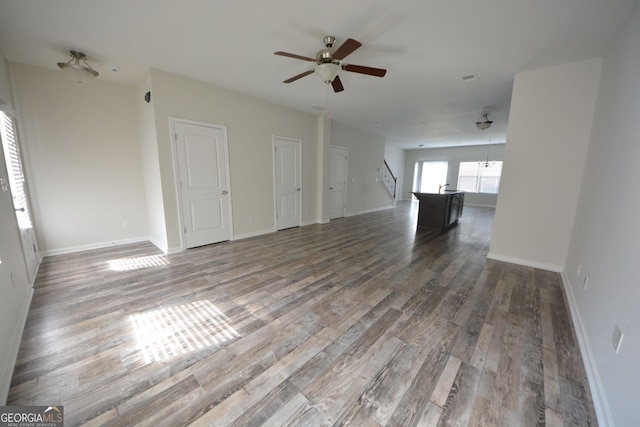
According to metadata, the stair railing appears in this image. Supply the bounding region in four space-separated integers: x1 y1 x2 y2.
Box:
382 160 397 199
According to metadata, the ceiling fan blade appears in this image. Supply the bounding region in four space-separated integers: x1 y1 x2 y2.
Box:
332 38 362 60
283 69 314 83
342 64 387 77
331 75 344 93
274 51 316 62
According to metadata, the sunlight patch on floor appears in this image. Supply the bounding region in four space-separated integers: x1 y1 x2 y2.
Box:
129 299 240 364
108 254 169 271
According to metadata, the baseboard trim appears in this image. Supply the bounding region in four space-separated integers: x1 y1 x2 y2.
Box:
42 236 152 257
302 219 327 226
560 270 614 427
233 228 276 241
465 202 497 208
0 287 34 404
148 236 168 253
345 204 394 218
485 252 563 273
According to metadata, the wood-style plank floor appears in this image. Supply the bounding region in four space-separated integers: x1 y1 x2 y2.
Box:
8 202 597 426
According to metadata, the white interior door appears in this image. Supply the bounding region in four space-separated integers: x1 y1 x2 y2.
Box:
0 110 38 282
330 146 348 219
174 121 231 248
274 137 301 230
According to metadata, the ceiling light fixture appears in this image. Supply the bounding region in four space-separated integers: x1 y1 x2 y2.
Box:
57 50 99 83
314 62 340 83
475 113 493 131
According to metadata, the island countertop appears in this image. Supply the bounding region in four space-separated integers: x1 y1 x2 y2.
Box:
412 190 464 197
412 191 465 229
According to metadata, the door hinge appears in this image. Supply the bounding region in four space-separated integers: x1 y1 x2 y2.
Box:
175 133 178 141
183 226 187 234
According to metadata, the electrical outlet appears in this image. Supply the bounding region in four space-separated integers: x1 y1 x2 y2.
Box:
122 219 130 228
583 275 589 290
612 325 624 353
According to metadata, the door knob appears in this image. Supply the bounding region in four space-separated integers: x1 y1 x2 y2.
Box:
222 190 228 195
330 187 333 190
297 188 301 191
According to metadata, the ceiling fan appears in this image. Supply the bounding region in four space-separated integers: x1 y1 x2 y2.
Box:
274 36 387 93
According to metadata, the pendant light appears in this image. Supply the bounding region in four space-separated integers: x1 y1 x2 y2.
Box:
484 140 494 167
57 50 99 83
475 113 493 131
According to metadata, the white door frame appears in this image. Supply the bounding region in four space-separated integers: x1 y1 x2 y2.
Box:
273 136 302 230
0 106 39 282
170 117 233 250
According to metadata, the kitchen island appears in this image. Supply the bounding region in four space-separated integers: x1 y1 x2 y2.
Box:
412 191 464 230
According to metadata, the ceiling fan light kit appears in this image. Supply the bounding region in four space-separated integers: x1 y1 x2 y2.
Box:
315 63 340 83
275 36 387 93
57 50 99 83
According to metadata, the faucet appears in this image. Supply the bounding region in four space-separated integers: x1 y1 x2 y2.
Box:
438 183 450 193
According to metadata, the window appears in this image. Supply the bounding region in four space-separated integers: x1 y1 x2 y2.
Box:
457 161 503 194
413 161 448 194
0 110 32 228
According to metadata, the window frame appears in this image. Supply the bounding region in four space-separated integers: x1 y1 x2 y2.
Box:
457 160 503 194
413 160 448 194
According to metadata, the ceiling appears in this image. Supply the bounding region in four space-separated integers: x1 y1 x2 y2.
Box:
0 0 636 150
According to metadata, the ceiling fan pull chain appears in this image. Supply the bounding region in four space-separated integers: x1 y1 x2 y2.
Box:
325 84 331 116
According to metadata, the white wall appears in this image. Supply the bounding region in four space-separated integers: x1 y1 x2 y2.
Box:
6 63 395 255
331 121 392 216
563 4 640 426
0 56 32 404
0 55 12 106
135 72 167 251
12 63 149 254
402 144 505 206
317 116 332 224
147 68 320 248
489 58 602 271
